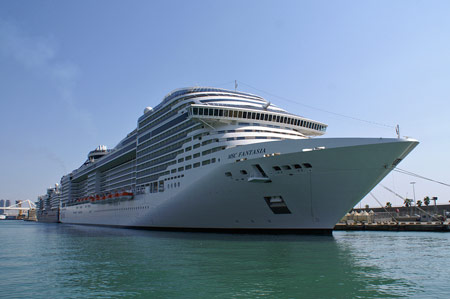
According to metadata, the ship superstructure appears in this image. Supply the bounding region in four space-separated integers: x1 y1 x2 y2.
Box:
47 87 417 233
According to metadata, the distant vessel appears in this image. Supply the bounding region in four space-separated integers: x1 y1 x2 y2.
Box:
0 214 6 220
43 87 417 233
36 185 60 223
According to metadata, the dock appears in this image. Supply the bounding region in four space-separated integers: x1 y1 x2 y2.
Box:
334 221 450 232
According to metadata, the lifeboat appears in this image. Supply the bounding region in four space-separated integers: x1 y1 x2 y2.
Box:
114 192 120 202
120 191 134 201
106 193 113 203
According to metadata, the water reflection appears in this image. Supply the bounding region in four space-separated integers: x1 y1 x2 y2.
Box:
39 224 404 298
2 222 437 298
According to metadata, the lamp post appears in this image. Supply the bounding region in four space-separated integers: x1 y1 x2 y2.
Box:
410 182 416 217
410 182 416 205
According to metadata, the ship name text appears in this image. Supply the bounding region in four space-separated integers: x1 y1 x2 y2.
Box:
228 148 266 159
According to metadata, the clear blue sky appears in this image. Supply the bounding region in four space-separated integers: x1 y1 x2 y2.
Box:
1 0 449 208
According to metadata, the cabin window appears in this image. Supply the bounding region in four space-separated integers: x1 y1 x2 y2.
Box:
219 109 223 117
178 167 184 171
202 160 210 166
186 156 192 161
276 116 280 122
233 111 238 118
194 143 200 149
268 114 272 121
193 153 200 158
193 162 200 168
214 109 219 116
243 111 247 118
193 107 198 115
282 165 291 170
273 166 281 171
302 163 312 168
185 164 192 170
293 164 302 169
198 108 203 116
256 113 260 120
178 158 184 163
240 170 248 175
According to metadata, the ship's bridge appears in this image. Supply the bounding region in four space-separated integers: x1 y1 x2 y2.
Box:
187 104 327 136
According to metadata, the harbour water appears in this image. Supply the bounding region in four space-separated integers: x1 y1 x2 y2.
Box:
1 221 449 298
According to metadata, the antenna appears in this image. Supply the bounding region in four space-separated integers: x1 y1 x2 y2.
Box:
395 124 400 139
235 80 238 91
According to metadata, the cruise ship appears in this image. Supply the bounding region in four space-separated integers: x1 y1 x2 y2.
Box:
36 184 61 223
54 87 418 233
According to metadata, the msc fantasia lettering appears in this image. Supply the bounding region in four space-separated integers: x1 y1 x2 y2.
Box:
228 148 266 159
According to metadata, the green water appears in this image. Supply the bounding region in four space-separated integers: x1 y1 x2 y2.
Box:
1 221 449 298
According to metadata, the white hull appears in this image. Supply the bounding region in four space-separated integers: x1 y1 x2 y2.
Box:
60 138 417 233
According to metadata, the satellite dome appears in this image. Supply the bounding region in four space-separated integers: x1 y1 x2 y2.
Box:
144 107 153 114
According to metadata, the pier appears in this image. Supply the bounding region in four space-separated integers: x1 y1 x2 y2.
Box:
334 221 450 232
334 204 450 232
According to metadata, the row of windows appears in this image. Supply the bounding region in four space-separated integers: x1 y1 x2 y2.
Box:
136 171 170 185
218 128 303 137
140 156 217 193
138 113 189 144
224 163 313 179
137 130 190 156
101 162 135 181
191 107 326 132
100 172 135 188
139 106 177 131
101 178 134 193
137 150 183 172
136 160 176 179
272 163 312 171
137 139 184 165
137 121 199 152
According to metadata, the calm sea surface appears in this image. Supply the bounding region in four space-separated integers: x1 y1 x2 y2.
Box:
1 221 449 298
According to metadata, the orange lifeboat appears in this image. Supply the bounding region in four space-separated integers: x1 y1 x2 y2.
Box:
120 191 134 201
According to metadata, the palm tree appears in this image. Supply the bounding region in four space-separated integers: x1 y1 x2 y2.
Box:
385 202 392 208
424 196 431 206
416 200 423 207
404 198 412 207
